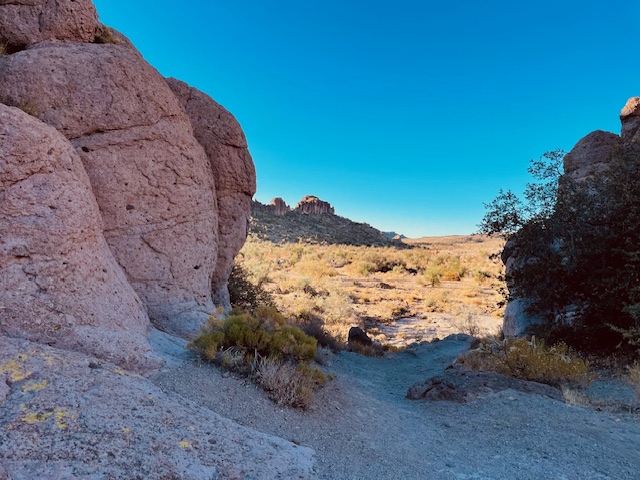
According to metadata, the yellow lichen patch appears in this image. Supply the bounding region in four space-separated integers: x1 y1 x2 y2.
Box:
113 368 126 375
179 440 192 449
39 354 56 367
21 379 48 393
54 408 75 430
122 427 131 435
0 360 31 382
5 424 15 431
21 411 52 424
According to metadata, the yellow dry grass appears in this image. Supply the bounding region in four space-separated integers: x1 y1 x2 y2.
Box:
235 234 505 345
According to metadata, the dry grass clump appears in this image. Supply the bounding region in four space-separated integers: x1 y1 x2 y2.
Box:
94 26 120 44
459 337 594 387
626 362 640 400
254 357 316 408
0 42 7 56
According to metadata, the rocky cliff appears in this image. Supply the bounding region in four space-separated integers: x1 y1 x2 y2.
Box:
295 195 335 215
502 97 639 337
0 1 313 477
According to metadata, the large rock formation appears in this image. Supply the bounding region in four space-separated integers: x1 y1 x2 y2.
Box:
0 104 158 370
563 130 620 182
0 10 256 336
0 0 99 50
295 195 335 215
166 78 256 311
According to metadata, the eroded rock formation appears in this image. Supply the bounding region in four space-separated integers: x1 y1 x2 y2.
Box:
0 104 159 370
0 2 255 337
166 78 256 311
295 195 335 215
269 197 291 216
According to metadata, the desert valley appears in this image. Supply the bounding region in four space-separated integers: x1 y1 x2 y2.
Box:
1 1 640 479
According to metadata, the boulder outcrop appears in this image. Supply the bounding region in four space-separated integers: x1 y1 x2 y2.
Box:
563 130 620 182
166 78 256 311
0 30 242 337
0 104 158 370
295 195 335 215
0 0 99 50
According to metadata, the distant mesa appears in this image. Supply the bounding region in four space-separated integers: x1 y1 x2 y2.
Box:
295 195 335 215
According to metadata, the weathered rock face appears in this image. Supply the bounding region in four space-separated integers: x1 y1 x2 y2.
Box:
269 197 291 216
166 78 256 311
0 42 220 338
0 0 99 50
0 104 158 370
620 97 640 141
0 335 315 479
563 130 620 182
295 195 335 215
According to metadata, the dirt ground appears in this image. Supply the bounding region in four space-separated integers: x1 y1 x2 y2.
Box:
152 332 640 480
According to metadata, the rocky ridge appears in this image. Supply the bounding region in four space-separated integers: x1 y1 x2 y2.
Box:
251 199 395 246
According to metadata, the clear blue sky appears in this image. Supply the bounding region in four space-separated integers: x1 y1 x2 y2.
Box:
94 0 639 237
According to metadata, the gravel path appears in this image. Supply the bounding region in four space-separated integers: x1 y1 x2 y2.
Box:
151 334 640 479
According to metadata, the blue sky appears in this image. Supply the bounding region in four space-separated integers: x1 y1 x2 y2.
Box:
94 0 639 237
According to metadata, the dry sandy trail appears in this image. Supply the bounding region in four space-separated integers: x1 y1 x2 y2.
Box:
151 333 640 479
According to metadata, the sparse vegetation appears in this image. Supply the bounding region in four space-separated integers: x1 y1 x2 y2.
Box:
189 309 327 408
0 42 7 56
459 337 594 387
17 100 40 117
94 26 120 45
235 234 505 347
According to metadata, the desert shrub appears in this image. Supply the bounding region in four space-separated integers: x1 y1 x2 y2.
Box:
459 337 593 387
227 264 274 312
294 315 343 351
441 256 467 281
94 27 120 44
189 309 327 408
420 265 442 287
254 356 316 408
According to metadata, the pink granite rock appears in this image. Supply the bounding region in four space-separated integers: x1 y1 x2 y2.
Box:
0 0 98 49
0 42 219 337
0 104 159 370
166 78 256 310
620 97 640 142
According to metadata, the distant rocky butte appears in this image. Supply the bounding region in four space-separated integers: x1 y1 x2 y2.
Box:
269 197 291 216
502 97 640 337
0 1 313 477
295 195 335 215
252 198 395 246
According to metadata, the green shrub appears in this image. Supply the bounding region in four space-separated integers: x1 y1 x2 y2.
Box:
459 337 594 387
189 308 330 408
228 264 274 312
